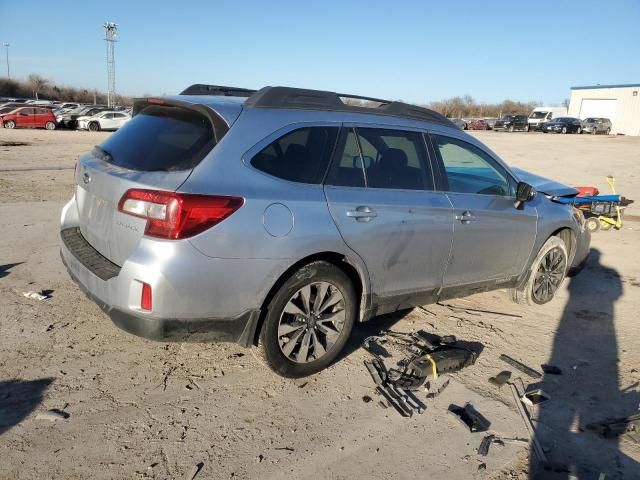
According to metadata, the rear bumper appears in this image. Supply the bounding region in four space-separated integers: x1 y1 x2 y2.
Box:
61 248 261 346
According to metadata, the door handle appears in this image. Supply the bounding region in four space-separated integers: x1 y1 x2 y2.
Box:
455 210 477 224
346 206 377 222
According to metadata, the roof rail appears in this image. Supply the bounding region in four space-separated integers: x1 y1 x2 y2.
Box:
244 86 455 127
180 84 257 97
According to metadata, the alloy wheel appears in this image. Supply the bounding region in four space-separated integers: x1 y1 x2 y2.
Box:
278 282 345 363
532 247 566 303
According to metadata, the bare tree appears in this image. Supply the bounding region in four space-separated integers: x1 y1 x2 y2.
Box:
27 74 50 100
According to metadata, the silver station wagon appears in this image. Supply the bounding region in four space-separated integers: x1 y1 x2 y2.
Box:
60 85 590 377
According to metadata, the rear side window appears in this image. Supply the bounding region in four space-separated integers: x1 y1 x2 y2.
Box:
326 127 434 191
97 105 216 171
251 127 338 184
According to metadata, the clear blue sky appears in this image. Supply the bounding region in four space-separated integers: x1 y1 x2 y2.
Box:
1 1 639 104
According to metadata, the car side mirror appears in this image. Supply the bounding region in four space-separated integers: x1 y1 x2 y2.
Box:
516 182 535 205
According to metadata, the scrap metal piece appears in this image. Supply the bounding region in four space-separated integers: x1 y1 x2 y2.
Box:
509 383 548 465
541 364 562 375
522 389 550 406
364 360 383 385
500 354 542 379
426 377 451 399
586 413 640 442
478 434 505 456
376 386 412 418
448 403 491 433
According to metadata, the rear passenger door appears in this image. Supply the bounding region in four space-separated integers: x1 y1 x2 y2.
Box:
429 133 537 289
324 126 453 313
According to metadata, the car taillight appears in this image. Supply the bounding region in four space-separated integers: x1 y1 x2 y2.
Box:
118 189 244 239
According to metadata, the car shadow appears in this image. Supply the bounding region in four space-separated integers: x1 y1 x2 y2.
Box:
0 262 23 279
0 378 54 435
530 249 640 479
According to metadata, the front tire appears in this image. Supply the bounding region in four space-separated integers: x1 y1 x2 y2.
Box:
88 122 101 132
259 261 357 378
561 127 567 134
524 125 530 132
4 120 15 129
585 217 601 233
508 125 515 132
511 236 569 306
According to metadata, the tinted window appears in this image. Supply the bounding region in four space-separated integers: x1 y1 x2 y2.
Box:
357 128 433 190
325 128 366 187
251 127 338 184
98 105 216 171
327 128 434 190
432 135 512 196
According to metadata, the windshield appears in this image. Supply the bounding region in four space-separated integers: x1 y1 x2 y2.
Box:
554 117 570 123
529 111 548 119
583 118 597 123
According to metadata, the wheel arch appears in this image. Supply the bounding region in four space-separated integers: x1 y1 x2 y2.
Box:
250 251 370 346
551 227 576 265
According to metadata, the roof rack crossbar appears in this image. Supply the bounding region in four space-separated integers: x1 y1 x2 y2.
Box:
244 86 455 128
180 84 257 97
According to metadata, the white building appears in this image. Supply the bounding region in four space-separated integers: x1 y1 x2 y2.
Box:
568 84 640 136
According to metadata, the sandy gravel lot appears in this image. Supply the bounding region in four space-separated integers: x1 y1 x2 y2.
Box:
0 128 639 480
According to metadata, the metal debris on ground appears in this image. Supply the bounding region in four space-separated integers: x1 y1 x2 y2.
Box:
448 403 491 432
509 383 548 465
541 364 562 375
425 376 451 399
499 354 542 379
478 434 505 456
586 413 640 443
522 388 550 406
362 329 479 417
489 371 512 388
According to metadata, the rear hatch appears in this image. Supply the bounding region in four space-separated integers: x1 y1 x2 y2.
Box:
75 100 226 266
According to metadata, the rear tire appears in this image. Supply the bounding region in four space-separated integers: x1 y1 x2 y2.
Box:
591 128 597 135
606 128 611 135
599 221 613 231
259 261 357 378
576 127 581 134
4 120 15 129
508 125 515 132
45 121 56 130
511 236 569 306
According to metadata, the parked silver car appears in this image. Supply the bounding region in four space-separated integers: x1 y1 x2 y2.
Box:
76 110 131 131
60 85 590 377
581 117 612 135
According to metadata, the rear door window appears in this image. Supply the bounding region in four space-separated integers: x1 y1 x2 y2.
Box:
326 128 434 191
251 126 339 184
97 105 217 171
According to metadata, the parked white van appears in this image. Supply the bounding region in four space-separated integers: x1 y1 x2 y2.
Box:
528 107 567 130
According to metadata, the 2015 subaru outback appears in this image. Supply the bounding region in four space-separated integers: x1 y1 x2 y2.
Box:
60 85 590 377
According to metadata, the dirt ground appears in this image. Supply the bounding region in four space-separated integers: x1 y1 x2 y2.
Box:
1 128 639 480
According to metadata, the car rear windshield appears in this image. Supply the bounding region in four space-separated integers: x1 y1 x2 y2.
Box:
96 104 215 171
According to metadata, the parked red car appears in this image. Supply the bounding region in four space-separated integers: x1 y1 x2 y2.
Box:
0 107 57 130
467 119 490 130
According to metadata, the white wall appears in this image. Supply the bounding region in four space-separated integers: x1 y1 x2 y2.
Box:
568 86 640 136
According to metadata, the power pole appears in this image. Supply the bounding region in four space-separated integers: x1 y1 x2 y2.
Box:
3 43 9 79
103 22 118 107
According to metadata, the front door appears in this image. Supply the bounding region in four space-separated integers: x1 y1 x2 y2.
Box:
429 133 537 288
324 126 453 313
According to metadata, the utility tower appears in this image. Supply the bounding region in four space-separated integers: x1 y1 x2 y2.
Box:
103 22 118 107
